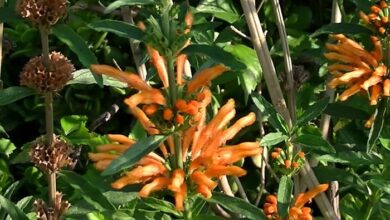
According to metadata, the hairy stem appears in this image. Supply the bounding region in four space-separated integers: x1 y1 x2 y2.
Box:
40 25 57 220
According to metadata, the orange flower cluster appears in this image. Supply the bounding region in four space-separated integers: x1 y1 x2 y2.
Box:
325 34 389 105
89 100 261 210
360 1 389 35
271 148 305 173
263 184 329 220
89 11 262 210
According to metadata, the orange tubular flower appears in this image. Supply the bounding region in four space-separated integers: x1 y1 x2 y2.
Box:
88 11 260 211
325 34 389 107
263 184 328 220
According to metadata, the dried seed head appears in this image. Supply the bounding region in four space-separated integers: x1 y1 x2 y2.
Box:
30 137 79 174
20 51 74 93
33 192 70 220
16 0 67 26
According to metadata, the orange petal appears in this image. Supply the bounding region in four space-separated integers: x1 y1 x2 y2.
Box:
139 177 170 197
197 184 212 198
294 184 329 209
168 169 185 192
191 171 218 189
337 69 371 82
94 160 112 171
370 84 382 105
383 79 390 96
187 64 230 94
361 75 382 90
176 54 187 85
90 64 153 92
205 165 247 178
147 46 169 87
88 152 118 161
107 134 135 145
174 183 187 211
339 82 363 101
96 144 131 153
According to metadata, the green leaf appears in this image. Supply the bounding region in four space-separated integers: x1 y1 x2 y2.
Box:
316 151 382 166
0 195 29 220
182 44 245 71
197 0 240 23
0 87 35 106
323 103 369 120
105 0 155 13
311 23 372 37
0 7 22 23
59 170 115 211
0 139 16 157
102 135 167 176
89 20 145 41
340 194 364 220
52 24 102 86
277 176 293 218
60 115 88 135
252 94 289 134
293 134 336 154
367 99 388 152
103 191 138 207
15 196 34 212
193 215 222 220
68 69 127 88
260 132 288 146
0 124 8 138
224 44 262 104
296 97 329 128
207 192 266 220
143 197 182 217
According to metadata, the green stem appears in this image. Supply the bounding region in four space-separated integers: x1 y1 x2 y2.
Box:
167 57 177 105
183 199 192 220
40 25 57 220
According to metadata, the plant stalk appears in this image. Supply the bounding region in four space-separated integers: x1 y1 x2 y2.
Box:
40 25 57 219
120 6 148 80
240 1 338 219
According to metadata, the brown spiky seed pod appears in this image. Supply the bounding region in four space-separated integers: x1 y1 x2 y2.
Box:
30 136 78 174
20 52 74 93
34 192 70 220
16 0 67 26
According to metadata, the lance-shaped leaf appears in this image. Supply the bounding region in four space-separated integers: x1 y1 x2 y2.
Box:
311 23 372 37
182 44 245 71
0 87 35 106
252 94 289 134
0 195 29 220
102 135 167 176
277 175 293 218
368 99 388 152
296 97 329 129
59 171 115 211
105 0 155 14
52 24 102 86
89 20 145 41
207 192 266 220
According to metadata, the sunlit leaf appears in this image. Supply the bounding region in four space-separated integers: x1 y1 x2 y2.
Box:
277 176 293 218
102 135 167 176
367 99 388 152
197 0 239 23
260 132 288 146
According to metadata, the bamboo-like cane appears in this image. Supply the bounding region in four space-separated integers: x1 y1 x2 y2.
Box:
240 0 339 219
